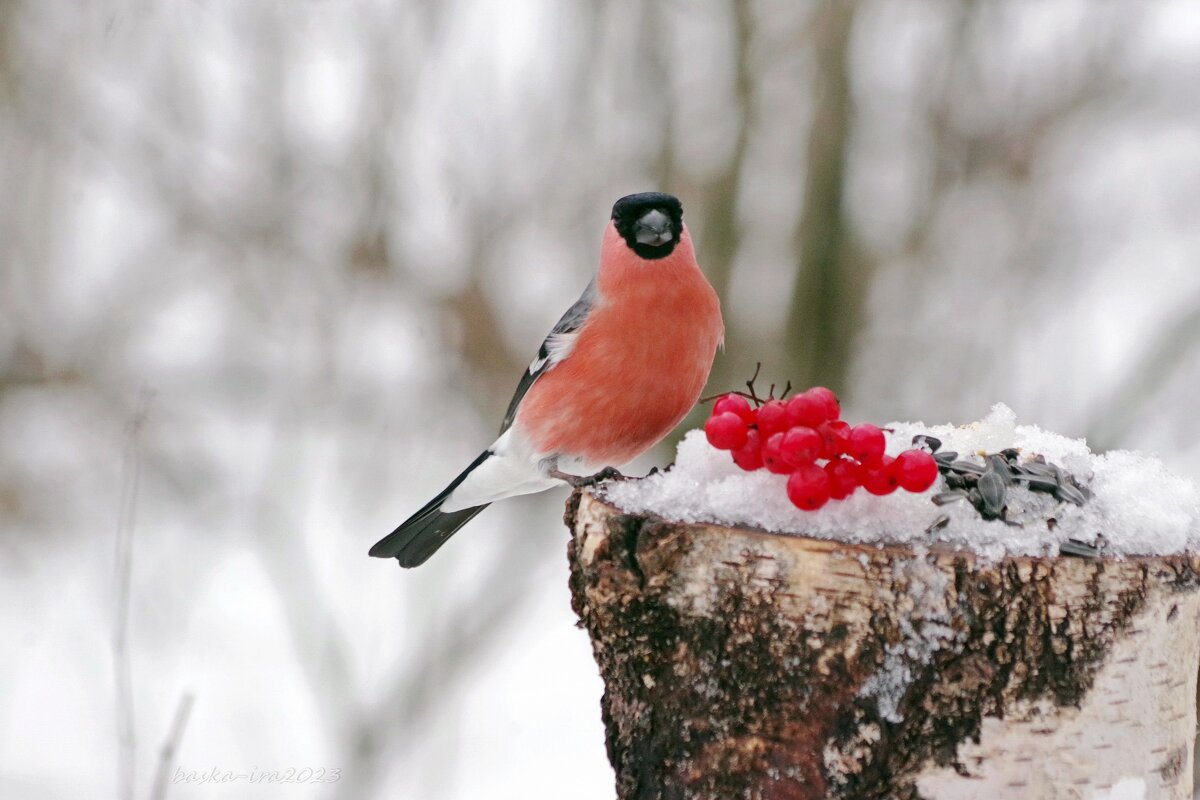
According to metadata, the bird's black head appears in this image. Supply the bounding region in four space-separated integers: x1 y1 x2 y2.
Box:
611 192 684 260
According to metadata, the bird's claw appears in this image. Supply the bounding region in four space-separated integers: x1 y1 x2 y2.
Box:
550 466 627 488
587 466 627 486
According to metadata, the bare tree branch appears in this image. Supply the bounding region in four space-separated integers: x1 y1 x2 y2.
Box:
1088 297 1200 452
785 0 862 393
113 389 153 800
149 691 195 800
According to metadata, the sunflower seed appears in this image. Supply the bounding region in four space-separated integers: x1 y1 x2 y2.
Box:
1060 539 1099 558
1020 461 1057 478
913 434 942 453
987 454 1015 486
976 470 1007 519
1015 474 1059 492
1055 483 1087 506
934 451 959 468
925 514 951 533
932 490 968 505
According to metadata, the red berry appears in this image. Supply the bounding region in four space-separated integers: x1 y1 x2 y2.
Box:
705 412 748 451
787 464 832 511
892 449 940 493
780 426 822 467
816 420 851 459
761 432 794 474
785 392 827 428
713 393 755 425
824 457 860 500
756 400 790 437
860 455 899 495
731 428 764 471
847 423 887 464
807 386 841 421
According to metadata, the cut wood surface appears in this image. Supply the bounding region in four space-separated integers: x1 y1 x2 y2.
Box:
566 489 1200 800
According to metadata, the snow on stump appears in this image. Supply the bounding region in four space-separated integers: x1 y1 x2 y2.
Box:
566 406 1200 800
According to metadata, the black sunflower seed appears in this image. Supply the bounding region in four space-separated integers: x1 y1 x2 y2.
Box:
913 434 942 453
932 490 968 505
1060 539 1099 558
925 514 951 533
1015 474 1059 492
987 454 1015 486
1021 462 1056 478
1055 483 1087 506
934 451 959 468
976 470 1007 519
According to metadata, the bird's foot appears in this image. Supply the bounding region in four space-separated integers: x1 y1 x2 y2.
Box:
549 466 627 489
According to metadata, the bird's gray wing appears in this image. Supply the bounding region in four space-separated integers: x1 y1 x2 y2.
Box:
499 279 597 434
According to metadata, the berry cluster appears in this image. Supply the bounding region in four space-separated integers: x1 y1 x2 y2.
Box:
704 387 939 511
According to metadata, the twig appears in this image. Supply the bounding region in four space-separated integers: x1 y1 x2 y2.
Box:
701 364 796 407
699 390 756 404
745 362 763 404
113 389 152 800
150 691 195 800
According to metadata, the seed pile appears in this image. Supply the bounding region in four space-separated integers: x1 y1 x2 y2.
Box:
916 435 1098 556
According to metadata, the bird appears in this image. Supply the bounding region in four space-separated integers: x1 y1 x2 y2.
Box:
370 192 724 568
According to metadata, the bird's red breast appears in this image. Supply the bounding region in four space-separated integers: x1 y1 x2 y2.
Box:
515 222 724 465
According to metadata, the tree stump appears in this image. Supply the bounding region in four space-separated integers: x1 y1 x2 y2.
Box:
566 488 1200 800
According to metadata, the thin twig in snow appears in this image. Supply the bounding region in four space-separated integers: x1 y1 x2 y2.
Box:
113 389 152 800
149 691 195 800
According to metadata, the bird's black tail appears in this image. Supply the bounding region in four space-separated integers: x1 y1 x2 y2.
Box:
369 451 492 568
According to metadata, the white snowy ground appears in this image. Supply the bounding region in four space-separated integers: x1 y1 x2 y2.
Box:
606 404 1200 561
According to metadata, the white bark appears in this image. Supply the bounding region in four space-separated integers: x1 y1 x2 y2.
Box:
567 490 1200 800
916 591 1200 798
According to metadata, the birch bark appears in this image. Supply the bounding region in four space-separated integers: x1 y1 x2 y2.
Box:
566 490 1200 800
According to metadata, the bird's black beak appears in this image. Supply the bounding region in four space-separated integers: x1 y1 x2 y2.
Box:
634 209 674 247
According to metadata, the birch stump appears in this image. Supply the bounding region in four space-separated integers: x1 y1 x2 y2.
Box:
566 489 1200 800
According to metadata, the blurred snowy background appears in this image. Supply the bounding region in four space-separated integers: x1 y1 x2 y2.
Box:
2 2 1200 799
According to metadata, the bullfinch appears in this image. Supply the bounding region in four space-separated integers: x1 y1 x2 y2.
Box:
370 192 724 567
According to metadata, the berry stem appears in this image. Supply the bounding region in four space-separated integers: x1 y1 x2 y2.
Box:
701 364 800 407
745 362 764 405
699 390 757 404
739 362 768 407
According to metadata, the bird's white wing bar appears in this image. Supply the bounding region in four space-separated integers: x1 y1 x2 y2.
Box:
530 329 579 373
499 279 598 434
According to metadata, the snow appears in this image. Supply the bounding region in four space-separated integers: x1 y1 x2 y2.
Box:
604 404 1200 560
857 552 962 722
